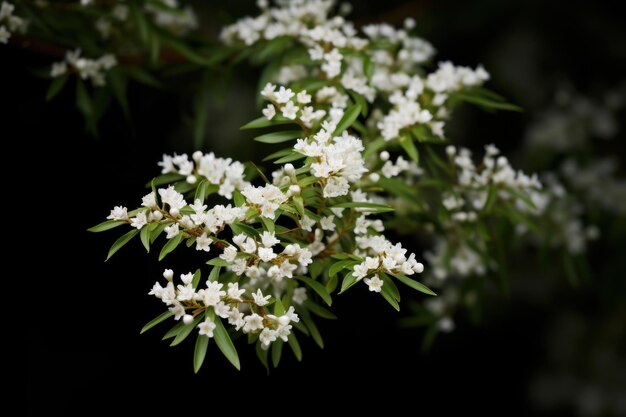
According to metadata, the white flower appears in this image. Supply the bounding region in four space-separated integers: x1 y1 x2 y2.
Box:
320 215 335 231
165 223 180 239
274 86 295 103
227 282 245 301
107 206 128 221
180 272 194 285
259 328 278 347
169 302 186 320
352 262 368 280
260 231 280 248
281 101 299 120
241 237 257 254
251 289 271 306
364 275 384 292
176 284 195 301
293 287 308 304
227 308 245 330
214 301 231 318
365 256 380 269
163 269 174 281
260 82 276 99
198 318 216 337
297 91 312 104
262 104 276 120
200 281 225 306
220 245 238 262
257 247 277 262
130 211 148 230
196 233 213 252
243 313 264 332
297 248 313 266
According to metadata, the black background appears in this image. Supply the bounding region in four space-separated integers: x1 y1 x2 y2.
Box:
14 1 625 415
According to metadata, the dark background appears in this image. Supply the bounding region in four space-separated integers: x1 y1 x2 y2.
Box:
14 1 625 415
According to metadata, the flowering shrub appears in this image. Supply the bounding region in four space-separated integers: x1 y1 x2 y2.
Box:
9 0 608 372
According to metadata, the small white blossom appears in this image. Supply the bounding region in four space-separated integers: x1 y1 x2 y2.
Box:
364 275 384 292
198 318 216 337
251 289 271 306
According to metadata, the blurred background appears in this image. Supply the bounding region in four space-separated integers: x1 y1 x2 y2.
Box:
13 0 625 415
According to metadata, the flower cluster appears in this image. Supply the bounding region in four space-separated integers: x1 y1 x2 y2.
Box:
50 49 117 87
0 1 26 44
158 151 249 199
92 0 559 369
150 268 299 348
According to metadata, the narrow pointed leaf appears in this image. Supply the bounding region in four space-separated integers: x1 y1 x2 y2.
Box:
193 335 209 373
106 229 139 261
296 276 332 306
140 311 173 334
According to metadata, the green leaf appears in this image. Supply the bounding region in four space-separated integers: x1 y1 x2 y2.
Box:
380 283 400 311
326 274 338 293
329 259 359 277
150 223 168 244
207 258 229 267
162 321 185 340
170 315 203 346
208 265 221 282
256 340 270 372
363 137 387 158
331 201 394 213
140 311 173 334
339 271 358 294
229 222 259 237
411 125 439 144
151 173 185 187
399 135 419 163
212 316 241 370
261 216 275 233
303 300 338 320
297 176 318 187
254 130 303 144
194 180 209 203
378 177 419 202
263 148 293 161
349 91 369 117
295 276 332 306
193 334 210 373
159 233 183 261
46 75 69 101
292 195 305 218
88 220 127 233
75 80 93 117
275 152 306 164
140 225 151 253
453 91 523 112
233 190 245 207
126 67 163 88
106 229 139 261
333 103 361 136
391 273 437 296
108 68 129 117
506 187 537 210
271 339 284 368
298 309 324 348
241 116 295 130
381 274 401 301
192 269 202 288
287 333 303 361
